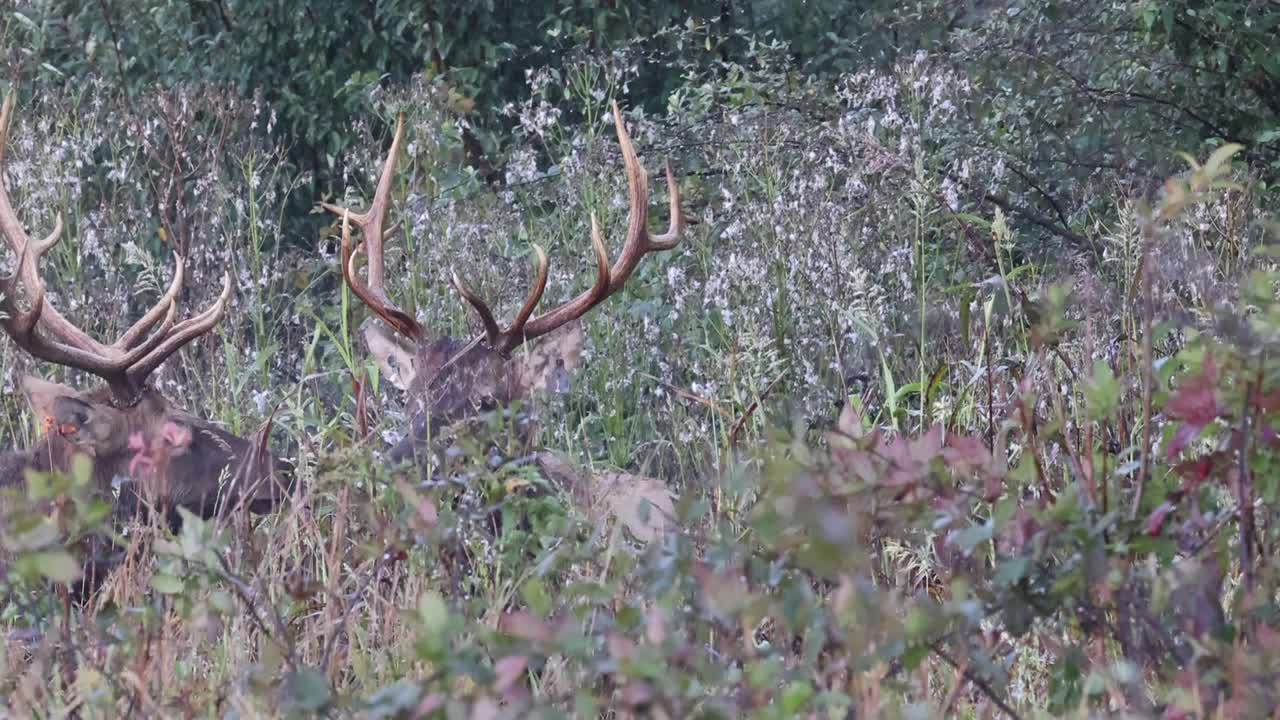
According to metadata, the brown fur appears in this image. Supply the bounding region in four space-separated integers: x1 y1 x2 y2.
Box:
1 377 292 591
4 378 289 519
363 319 584 463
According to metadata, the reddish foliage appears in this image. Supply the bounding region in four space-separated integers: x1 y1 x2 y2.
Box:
1165 355 1222 458
1144 501 1176 536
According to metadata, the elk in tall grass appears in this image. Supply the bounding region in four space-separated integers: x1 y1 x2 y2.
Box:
326 101 684 464
0 90 291 545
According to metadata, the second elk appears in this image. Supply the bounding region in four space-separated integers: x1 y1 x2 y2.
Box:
0 90 291 552
327 102 684 463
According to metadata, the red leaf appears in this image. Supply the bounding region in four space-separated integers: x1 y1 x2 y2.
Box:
912 425 945 463
1167 421 1208 459
607 631 637 660
942 433 992 467
415 693 445 715
492 655 528 693
1165 356 1220 424
1253 388 1280 412
1173 453 1219 492
620 681 655 708
1145 501 1175 536
498 611 554 643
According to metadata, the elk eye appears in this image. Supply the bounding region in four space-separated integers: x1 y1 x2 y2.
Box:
52 397 93 429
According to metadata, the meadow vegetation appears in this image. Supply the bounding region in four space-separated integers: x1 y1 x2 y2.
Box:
2 4 1279 718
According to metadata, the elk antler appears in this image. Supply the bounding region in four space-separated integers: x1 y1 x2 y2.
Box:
322 114 423 342
0 90 233 405
329 101 683 357
452 100 684 355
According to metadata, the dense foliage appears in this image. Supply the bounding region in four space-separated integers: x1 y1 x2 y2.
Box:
2 2 1279 717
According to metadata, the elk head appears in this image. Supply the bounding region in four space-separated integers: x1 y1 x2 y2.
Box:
327 102 684 462
0 89 287 524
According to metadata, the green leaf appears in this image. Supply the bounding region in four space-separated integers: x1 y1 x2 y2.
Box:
71 453 92 486
364 680 421 720
1084 360 1120 421
746 657 781 688
31 550 81 584
8 518 59 552
904 605 932 639
417 591 449 634
953 520 994 553
209 590 235 613
781 681 814 713
151 573 185 595
901 643 930 671
993 496 1018 526
521 576 552 615
281 667 332 713
994 557 1030 587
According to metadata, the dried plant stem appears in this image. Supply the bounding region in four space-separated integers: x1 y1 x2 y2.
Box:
985 329 994 452
1236 357 1261 600
1133 223 1154 521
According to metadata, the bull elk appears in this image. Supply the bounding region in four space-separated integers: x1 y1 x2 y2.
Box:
0 89 289 551
326 101 684 462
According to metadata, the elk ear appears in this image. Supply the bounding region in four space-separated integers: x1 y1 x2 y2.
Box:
514 320 586 395
362 319 418 392
20 376 79 425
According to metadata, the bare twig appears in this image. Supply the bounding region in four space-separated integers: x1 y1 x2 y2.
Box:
727 370 787 448
929 642 1024 720
212 552 298 669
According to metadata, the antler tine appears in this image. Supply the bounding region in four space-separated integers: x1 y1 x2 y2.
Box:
649 159 684 249
0 214 123 375
450 270 504 348
604 100 684 291
1 93 112 356
340 210 421 339
324 113 422 342
513 214 612 343
0 234 180 383
125 271 232 387
452 238 597 356
116 253 185 350
0 276 43 337
0 90 11 169
0 231 47 340
513 100 683 343
500 243 550 351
